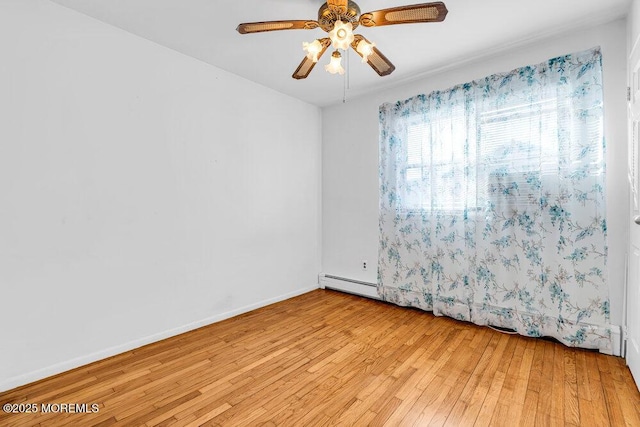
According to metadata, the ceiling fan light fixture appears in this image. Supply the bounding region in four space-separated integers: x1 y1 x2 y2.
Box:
303 39 324 62
328 20 354 50
356 39 376 63
237 1 449 80
325 50 345 75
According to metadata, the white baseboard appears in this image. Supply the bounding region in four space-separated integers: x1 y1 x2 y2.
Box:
602 324 622 357
319 274 380 300
0 285 318 393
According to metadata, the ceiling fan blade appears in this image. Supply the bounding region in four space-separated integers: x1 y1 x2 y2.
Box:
237 20 319 34
350 35 395 77
327 0 348 13
359 2 448 27
292 38 332 80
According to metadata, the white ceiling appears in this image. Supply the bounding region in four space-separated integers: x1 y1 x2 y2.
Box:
52 0 631 107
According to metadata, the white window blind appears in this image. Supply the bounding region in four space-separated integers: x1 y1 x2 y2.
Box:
397 96 599 213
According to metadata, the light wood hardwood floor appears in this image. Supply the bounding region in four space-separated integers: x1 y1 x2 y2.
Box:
1 289 639 426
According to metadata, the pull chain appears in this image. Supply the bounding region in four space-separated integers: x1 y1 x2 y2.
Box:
347 48 350 90
343 48 349 103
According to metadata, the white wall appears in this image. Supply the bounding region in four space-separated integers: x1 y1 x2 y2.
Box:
322 19 628 328
630 0 640 44
0 0 321 391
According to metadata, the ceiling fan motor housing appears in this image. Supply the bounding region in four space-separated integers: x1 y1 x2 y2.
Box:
318 1 361 32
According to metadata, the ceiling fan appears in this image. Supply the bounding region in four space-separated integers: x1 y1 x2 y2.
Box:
237 0 448 79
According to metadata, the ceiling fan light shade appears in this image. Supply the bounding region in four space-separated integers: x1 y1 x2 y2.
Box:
303 39 324 62
356 39 376 63
325 51 345 75
328 20 354 50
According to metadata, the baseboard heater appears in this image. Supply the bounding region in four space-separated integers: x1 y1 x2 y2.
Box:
318 274 380 300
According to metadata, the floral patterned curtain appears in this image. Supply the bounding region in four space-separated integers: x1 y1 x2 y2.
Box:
378 47 611 351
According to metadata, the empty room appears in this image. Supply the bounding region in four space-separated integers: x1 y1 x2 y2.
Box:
1 0 640 425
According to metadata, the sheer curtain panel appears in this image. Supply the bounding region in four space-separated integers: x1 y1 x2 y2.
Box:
378 47 611 351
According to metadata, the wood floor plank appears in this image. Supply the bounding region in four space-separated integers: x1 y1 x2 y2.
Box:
397 383 448 426
534 340 556 426
519 389 539 427
475 334 518 427
1 289 639 427
446 333 509 426
582 351 611 426
563 347 580 425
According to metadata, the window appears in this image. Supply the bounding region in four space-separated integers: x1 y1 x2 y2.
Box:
400 97 568 212
401 105 473 212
